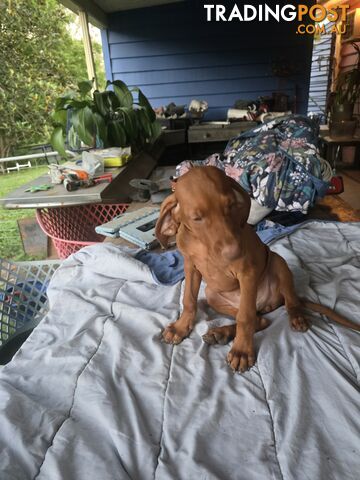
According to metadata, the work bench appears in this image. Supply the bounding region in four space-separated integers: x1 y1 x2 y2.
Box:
0 150 160 209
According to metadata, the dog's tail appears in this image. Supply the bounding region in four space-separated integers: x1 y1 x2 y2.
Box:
302 300 360 332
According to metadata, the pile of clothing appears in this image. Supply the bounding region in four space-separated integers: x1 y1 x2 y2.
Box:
176 115 330 215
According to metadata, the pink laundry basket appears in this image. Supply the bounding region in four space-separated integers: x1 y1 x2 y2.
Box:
36 203 129 259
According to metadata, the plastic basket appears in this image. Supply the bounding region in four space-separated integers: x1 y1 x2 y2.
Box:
0 259 61 352
36 203 129 259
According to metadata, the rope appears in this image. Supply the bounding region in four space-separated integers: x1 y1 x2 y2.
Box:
319 157 333 181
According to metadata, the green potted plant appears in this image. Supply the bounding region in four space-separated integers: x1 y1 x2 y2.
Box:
51 79 162 157
331 42 360 123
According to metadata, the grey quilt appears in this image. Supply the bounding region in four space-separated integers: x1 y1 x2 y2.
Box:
0 221 359 480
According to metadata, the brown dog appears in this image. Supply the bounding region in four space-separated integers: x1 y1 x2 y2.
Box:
155 166 360 373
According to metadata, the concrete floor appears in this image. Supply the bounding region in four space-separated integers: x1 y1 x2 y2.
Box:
338 169 360 212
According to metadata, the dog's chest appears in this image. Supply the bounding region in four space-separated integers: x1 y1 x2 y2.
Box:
191 255 238 292
178 235 238 291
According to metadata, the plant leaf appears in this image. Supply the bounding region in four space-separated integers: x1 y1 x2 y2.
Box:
51 109 67 128
136 108 152 139
93 90 109 116
51 126 67 158
82 106 96 133
75 107 96 147
55 94 74 110
118 107 138 142
132 87 156 122
78 80 93 97
108 120 127 147
70 109 80 130
70 99 93 109
68 125 80 150
107 91 120 111
111 80 133 108
93 112 108 147
149 120 162 142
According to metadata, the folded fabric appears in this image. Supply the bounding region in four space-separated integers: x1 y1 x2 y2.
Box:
255 220 303 244
135 250 184 286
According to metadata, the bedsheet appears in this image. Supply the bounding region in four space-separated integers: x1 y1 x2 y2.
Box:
0 221 359 480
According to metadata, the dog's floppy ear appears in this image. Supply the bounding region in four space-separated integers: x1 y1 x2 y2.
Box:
155 193 180 248
226 176 251 225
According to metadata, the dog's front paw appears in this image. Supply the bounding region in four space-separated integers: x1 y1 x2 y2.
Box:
227 339 255 373
162 321 192 345
290 315 309 332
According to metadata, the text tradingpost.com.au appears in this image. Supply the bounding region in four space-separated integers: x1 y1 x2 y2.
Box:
203 3 350 35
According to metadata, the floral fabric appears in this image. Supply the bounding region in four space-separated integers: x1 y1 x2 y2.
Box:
176 115 329 214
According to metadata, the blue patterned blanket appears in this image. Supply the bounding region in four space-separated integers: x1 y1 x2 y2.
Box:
177 115 329 214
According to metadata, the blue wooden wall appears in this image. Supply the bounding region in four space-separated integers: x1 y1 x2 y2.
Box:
101 1 314 120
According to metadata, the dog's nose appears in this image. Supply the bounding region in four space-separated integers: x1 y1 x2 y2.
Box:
221 242 241 261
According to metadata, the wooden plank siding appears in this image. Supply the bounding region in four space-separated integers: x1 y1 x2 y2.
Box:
101 1 315 120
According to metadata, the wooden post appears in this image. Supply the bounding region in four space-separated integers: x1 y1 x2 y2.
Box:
78 10 98 90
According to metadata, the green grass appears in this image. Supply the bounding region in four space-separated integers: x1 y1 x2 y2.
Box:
0 166 49 260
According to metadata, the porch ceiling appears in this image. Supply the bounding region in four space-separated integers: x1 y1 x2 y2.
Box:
60 0 184 28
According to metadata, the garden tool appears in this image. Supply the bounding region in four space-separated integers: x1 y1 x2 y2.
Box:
63 174 94 192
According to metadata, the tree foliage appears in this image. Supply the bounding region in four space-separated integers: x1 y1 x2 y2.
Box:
0 0 105 158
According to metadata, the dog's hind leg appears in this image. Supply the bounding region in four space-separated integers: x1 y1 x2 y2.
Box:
203 324 236 345
203 318 270 345
273 253 309 332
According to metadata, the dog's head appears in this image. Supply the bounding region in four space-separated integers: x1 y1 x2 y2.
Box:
155 166 251 260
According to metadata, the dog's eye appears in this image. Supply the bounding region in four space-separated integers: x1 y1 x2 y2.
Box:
192 216 202 222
